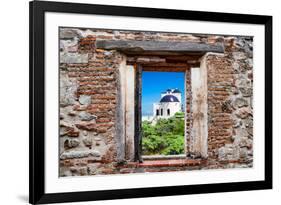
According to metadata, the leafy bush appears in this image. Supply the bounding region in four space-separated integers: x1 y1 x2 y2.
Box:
142 112 185 155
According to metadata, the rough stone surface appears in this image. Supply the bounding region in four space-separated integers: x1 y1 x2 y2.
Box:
78 95 91 105
60 71 78 107
239 87 252 97
60 150 101 159
83 137 93 147
233 98 248 108
60 38 79 53
59 28 253 176
60 53 88 64
64 138 80 149
60 29 80 39
232 52 247 60
235 107 252 119
96 40 225 54
79 111 96 121
218 144 240 161
59 124 80 137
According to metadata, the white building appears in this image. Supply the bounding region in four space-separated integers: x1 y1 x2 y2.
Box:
153 88 183 119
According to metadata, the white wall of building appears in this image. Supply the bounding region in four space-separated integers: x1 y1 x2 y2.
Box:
152 89 183 120
153 102 181 119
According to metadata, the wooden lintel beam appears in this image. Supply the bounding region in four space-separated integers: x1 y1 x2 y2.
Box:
96 40 225 55
127 57 166 64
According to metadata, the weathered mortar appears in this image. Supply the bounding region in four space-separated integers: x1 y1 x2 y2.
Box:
59 28 253 176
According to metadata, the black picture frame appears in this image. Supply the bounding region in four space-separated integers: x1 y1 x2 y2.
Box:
29 1 272 204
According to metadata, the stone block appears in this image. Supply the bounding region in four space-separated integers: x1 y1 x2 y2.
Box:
244 117 253 128
218 144 239 161
64 138 80 149
60 52 88 64
79 111 96 121
60 150 101 159
70 166 88 176
235 107 251 119
232 52 247 60
233 98 248 108
87 164 101 175
239 147 248 159
60 71 78 106
83 137 93 147
75 122 97 131
236 78 251 88
60 127 80 138
239 87 252 97
78 95 91 105
60 29 80 39
235 128 249 139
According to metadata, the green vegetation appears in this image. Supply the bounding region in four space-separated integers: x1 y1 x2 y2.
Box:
142 112 185 155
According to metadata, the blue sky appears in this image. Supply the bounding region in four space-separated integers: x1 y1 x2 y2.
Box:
142 71 185 116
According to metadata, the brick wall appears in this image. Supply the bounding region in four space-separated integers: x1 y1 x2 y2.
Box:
59 28 253 176
206 37 253 168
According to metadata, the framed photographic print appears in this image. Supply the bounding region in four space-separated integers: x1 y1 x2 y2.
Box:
29 0 272 204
